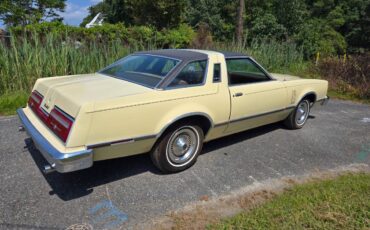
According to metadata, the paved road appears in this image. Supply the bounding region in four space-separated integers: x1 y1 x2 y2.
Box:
0 99 369 230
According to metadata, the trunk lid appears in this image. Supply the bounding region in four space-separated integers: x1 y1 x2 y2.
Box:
35 73 152 117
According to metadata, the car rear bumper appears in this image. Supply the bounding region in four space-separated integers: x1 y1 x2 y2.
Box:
17 108 93 173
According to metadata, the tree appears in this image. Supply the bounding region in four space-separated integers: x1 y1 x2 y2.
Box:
81 0 187 29
235 0 245 44
0 0 66 27
273 0 308 36
184 0 236 41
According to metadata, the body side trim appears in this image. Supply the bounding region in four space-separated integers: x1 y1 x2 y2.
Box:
87 134 157 149
87 112 214 149
214 106 296 127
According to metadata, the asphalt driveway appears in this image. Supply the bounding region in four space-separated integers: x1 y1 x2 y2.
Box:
0 99 369 229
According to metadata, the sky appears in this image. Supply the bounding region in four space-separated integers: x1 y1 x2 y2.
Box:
0 0 102 29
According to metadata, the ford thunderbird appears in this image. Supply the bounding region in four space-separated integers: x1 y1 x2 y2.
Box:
17 49 329 174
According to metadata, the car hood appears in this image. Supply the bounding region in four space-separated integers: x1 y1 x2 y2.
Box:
34 73 152 117
270 73 301 81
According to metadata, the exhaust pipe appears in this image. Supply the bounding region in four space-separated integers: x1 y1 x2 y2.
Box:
18 126 25 132
43 164 56 174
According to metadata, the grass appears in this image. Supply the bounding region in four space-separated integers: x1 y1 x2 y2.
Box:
210 173 370 230
328 89 370 104
0 33 136 94
0 92 29 115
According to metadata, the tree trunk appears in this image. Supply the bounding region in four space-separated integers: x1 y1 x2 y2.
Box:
236 0 245 45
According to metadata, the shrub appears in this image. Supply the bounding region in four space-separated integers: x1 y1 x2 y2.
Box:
315 54 370 100
9 21 195 49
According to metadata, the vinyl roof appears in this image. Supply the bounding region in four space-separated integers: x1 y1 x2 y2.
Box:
134 49 208 61
134 49 249 61
219 51 248 58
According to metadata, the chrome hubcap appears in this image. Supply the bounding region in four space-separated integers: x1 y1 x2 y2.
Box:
166 127 199 165
295 101 309 125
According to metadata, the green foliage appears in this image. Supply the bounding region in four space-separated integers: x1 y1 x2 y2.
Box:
184 0 236 41
0 32 132 94
0 92 29 115
210 39 306 75
305 0 370 54
0 0 66 27
249 13 287 41
295 19 347 57
9 21 195 48
210 173 370 229
273 0 308 35
81 0 187 29
0 27 306 95
77 0 369 56
316 55 370 100
160 24 196 49
0 23 196 96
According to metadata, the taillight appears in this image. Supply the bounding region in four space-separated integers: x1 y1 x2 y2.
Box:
48 107 74 142
28 91 48 122
28 91 43 110
28 91 74 143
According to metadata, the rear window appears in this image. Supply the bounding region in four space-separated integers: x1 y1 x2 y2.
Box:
99 55 180 88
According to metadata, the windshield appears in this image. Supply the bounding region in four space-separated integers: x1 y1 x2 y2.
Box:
99 54 180 88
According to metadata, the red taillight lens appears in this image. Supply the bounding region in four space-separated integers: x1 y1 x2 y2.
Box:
48 108 74 142
28 91 49 122
28 91 74 143
28 91 43 110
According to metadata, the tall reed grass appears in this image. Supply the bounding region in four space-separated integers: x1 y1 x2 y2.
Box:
0 33 306 96
0 33 143 94
212 40 306 74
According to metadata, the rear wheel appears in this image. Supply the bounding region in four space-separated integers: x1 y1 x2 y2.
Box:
150 122 204 173
284 99 310 129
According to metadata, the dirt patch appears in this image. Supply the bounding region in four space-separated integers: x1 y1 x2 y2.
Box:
137 164 369 230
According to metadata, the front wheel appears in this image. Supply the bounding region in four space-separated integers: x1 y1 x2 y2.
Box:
150 123 204 173
284 99 311 129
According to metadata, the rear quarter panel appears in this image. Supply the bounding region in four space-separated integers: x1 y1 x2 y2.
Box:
283 79 328 107
87 54 231 161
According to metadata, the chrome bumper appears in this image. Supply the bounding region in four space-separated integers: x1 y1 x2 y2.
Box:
317 96 330 106
17 108 93 173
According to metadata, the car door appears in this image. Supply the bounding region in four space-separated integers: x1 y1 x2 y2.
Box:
225 58 289 133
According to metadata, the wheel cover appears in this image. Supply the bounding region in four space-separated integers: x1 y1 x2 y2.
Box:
295 101 309 125
166 126 199 166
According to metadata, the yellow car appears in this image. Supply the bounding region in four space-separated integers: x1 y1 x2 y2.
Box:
17 49 329 174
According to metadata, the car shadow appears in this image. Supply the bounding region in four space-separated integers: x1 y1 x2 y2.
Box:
25 121 295 201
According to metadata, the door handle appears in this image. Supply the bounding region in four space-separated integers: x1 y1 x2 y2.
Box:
233 92 243 97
